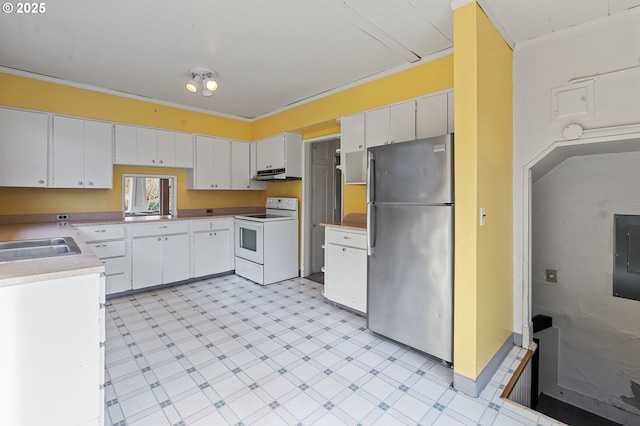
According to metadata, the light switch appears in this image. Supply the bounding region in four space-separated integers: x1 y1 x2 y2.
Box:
479 208 486 226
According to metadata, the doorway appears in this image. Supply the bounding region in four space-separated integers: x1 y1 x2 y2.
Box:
303 137 340 283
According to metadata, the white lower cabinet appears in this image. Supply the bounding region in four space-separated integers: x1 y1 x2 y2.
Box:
0 272 104 425
323 227 367 313
75 224 129 295
192 219 233 277
131 222 190 289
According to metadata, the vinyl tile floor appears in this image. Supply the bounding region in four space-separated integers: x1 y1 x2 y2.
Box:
104 275 562 426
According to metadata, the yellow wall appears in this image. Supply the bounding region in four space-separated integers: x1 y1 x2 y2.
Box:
0 73 261 215
453 2 513 380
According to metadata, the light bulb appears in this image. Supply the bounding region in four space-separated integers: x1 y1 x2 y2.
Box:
204 78 218 92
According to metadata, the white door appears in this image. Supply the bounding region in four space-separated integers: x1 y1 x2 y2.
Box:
340 113 365 153
52 116 84 188
136 127 157 166
84 120 113 188
257 136 284 170
230 140 251 189
193 232 215 277
416 93 448 139
162 233 190 283
132 236 163 289
211 229 232 273
194 135 214 188
175 132 193 168
0 108 48 187
114 124 137 165
212 138 231 189
156 130 176 167
389 100 416 143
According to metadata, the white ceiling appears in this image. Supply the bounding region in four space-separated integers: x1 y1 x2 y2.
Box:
0 0 638 119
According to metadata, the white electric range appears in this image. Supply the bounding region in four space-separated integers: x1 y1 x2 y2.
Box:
234 197 299 285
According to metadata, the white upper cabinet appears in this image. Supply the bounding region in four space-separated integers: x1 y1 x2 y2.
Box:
256 135 285 171
113 124 137 165
248 142 265 190
230 140 251 190
174 132 194 168
135 127 158 166
365 100 416 147
340 113 365 153
188 136 231 189
416 91 451 139
212 138 231 189
114 124 193 168
0 107 48 187
255 132 303 177
52 116 112 188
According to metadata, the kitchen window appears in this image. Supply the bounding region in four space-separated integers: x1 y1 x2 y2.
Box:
122 173 176 218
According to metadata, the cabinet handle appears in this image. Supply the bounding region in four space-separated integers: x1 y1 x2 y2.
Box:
95 244 107 248
38 179 44 184
88 182 94 186
95 230 107 233
159 225 168 229
211 184 214 188
358 145 363 149
159 160 164 164
343 236 351 240
209 233 213 236
164 237 168 241
78 181 83 185
152 159 156 163
342 247 347 252
158 237 162 241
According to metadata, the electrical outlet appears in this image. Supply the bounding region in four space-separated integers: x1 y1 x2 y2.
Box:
206 208 213 215
56 214 69 221
546 269 558 283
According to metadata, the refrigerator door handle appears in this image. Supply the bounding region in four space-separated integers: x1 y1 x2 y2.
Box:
366 151 375 203
367 204 376 255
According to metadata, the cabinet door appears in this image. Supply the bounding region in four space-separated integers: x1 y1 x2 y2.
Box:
0 108 48 187
132 236 163 289
389 101 416 143
340 113 365 153
136 127 157 166
365 107 390 148
256 136 284 170
194 135 215 188
156 130 176 167
114 124 137 165
249 142 265 189
193 232 215 277
212 138 231 189
416 93 448 139
162 233 190 283
230 140 251 189
52 116 85 188
175 132 193 168
84 120 113 188
326 244 367 312
211 229 232 273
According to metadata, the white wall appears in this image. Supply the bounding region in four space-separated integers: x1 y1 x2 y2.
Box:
532 152 640 414
512 10 640 342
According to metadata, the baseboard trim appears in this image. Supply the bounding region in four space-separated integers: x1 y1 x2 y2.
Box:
454 333 515 397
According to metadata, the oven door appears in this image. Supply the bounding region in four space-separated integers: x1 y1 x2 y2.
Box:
234 219 264 264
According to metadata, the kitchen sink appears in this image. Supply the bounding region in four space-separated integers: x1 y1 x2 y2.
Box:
0 237 81 262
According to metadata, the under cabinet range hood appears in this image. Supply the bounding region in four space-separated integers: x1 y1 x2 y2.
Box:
254 168 301 181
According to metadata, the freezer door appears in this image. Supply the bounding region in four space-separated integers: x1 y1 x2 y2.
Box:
367 204 453 362
368 135 453 204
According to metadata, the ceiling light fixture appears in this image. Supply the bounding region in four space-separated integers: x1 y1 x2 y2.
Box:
185 68 218 96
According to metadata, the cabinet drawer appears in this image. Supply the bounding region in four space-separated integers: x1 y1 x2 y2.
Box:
76 225 125 242
192 218 230 232
88 241 125 259
131 221 189 237
105 273 129 295
101 256 126 275
326 229 367 249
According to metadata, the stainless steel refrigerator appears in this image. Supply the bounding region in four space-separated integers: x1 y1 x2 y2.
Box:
366 134 453 363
